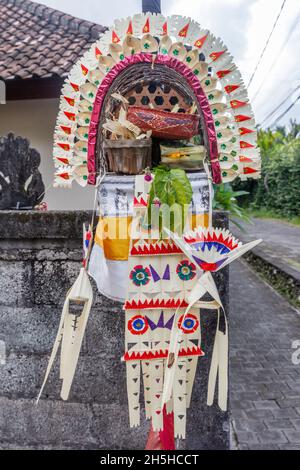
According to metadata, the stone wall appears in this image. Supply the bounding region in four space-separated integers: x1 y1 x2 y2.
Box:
0 211 229 450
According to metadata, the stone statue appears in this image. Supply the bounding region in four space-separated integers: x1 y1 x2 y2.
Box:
0 133 45 210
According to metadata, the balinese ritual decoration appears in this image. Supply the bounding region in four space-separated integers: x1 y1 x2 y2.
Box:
40 13 262 450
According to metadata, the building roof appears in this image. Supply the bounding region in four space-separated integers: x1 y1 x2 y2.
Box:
0 0 106 83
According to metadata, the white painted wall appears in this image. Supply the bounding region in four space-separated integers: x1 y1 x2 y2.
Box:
0 99 95 210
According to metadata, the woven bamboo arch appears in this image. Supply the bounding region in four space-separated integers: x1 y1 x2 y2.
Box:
88 54 220 184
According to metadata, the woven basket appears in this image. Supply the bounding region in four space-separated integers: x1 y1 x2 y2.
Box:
104 139 152 175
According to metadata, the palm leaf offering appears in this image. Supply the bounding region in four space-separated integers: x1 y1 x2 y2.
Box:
103 99 150 140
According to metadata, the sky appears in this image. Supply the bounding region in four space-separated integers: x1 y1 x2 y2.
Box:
33 0 300 129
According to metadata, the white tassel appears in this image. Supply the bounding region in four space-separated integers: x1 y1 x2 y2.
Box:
36 268 93 403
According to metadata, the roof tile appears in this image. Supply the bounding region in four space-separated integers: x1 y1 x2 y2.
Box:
0 0 107 81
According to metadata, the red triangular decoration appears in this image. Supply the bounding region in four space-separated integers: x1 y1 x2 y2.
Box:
240 155 253 163
231 99 247 109
239 127 254 136
95 47 102 59
112 30 121 43
162 21 168 35
58 172 70 180
56 157 69 165
64 96 75 107
235 114 251 123
224 84 240 94
64 112 76 121
240 141 254 149
194 34 208 48
216 69 231 79
210 50 225 61
60 126 72 135
70 82 79 92
143 18 150 34
244 167 258 174
127 20 133 35
81 64 88 76
178 22 189 38
57 143 70 151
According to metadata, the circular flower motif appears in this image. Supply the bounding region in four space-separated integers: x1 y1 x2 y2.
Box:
178 314 199 334
176 259 196 281
128 315 149 335
130 265 151 286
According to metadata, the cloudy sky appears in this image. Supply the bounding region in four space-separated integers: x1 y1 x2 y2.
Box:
34 0 300 128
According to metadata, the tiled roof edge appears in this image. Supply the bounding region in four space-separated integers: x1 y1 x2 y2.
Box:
2 0 107 39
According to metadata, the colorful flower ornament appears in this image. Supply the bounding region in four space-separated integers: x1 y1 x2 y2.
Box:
176 259 196 281
128 315 149 335
178 314 199 334
130 265 151 286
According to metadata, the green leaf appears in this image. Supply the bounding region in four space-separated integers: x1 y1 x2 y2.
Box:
170 169 193 206
147 167 193 236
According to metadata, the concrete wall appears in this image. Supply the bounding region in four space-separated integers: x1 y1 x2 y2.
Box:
0 99 95 210
0 210 230 450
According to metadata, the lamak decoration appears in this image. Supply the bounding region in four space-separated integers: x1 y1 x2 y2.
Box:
39 12 262 450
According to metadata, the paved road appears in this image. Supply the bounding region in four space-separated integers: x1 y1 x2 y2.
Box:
232 218 300 280
230 261 300 450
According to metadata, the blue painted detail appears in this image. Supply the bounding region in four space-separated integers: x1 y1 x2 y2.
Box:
192 241 231 254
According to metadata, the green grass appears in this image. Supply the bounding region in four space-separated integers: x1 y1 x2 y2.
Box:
246 208 300 227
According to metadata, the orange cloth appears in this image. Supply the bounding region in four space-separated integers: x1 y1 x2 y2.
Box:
95 213 209 261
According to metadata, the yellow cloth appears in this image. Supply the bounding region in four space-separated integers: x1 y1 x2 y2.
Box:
95 213 209 261
95 216 132 261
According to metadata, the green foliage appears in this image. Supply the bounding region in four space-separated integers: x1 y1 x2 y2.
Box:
147 166 193 235
213 183 251 229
